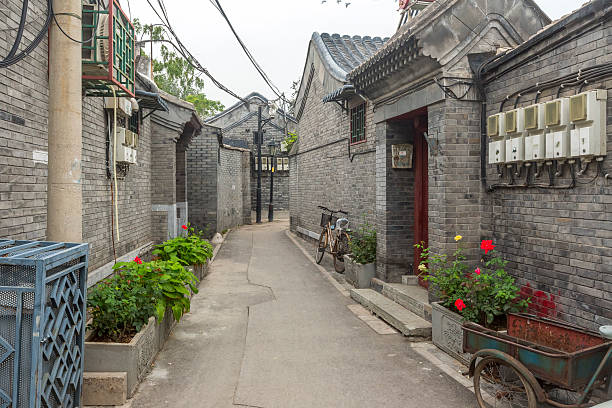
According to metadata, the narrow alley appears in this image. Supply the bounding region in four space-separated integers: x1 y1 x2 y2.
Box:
129 222 476 408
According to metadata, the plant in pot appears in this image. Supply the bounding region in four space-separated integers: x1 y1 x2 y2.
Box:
345 224 376 289
415 237 529 364
153 223 214 280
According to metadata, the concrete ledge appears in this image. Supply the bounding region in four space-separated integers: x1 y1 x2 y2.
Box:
372 278 432 322
83 372 127 406
350 288 431 339
87 242 154 288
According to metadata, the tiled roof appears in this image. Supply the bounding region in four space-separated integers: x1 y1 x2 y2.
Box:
314 33 389 79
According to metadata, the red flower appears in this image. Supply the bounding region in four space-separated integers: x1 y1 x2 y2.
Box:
134 257 143 265
182 225 188 230
455 298 466 312
480 240 495 254
475 267 481 275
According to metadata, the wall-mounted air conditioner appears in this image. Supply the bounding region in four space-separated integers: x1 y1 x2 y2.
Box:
569 90 607 158
105 97 133 117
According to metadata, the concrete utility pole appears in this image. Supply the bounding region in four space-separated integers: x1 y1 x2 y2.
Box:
48 0 83 242
256 106 263 224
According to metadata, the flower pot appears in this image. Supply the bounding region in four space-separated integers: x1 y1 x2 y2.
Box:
85 308 178 397
431 302 472 366
343 255 376 289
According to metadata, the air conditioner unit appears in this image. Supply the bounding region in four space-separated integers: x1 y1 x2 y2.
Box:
82 10 109 76
124 130 134 146
115 127 127 146
569 90 607 157
115 144 130 163
544 98 570 159
105 97 133 117
132 132 139 148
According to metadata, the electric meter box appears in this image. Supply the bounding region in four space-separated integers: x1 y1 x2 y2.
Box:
487 113 506 138
524 103 546 161
504 109 525 135
487 112 507 165
569 89 607 158
544 97 570 159
105 97 133 117
489 140 506 164
506 137 525 163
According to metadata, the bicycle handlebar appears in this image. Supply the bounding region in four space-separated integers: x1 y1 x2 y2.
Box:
318 206 348 215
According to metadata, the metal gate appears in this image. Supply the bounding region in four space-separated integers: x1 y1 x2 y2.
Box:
0 240 88 408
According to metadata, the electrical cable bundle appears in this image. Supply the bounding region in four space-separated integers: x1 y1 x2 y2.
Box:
0 0 52 68
144 0 247 102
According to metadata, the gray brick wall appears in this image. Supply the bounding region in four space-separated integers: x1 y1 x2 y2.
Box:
481 15 612 330
290 71 377 242
217 147 249 232
0 0 154 272
187 126 219 236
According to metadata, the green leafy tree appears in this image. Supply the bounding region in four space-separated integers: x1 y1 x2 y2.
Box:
134 19 225 119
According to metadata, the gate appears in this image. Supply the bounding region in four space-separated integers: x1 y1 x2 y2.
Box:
0 240 88 408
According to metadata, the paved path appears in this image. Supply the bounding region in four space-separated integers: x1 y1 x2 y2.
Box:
129 222 477 408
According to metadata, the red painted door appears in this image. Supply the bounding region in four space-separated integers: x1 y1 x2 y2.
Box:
414 129 429 288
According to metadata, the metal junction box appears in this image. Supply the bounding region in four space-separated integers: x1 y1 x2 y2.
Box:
569 90 607 158
504 109 525 163
545 98 571 160
524 103 547 161
487 113 506 165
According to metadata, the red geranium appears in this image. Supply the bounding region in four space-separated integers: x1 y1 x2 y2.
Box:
454 298 466 312
182 225 188 230
475 267 481 275
480 240 495 254
134 257 143 265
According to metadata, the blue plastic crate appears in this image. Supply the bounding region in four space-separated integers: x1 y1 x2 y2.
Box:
0 240 89 408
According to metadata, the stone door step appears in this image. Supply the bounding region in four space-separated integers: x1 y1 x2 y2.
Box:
83 371 128 406
371 278 432 322
350 288 432 340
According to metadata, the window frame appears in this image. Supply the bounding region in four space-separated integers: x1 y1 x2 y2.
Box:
350 102 367 145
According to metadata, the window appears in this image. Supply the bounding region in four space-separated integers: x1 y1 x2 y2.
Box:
283 157 289 171
350 103 366 144
277 157 283 172
262 157 269 171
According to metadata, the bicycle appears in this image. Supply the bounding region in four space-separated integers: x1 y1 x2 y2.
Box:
315 206 351 273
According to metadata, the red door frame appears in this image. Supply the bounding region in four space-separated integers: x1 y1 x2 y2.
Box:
414 117 429 288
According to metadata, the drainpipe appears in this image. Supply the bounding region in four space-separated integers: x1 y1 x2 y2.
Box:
47 0 83 242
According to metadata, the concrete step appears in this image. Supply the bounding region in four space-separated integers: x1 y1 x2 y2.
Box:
83 372 127 406
371 278 432 322
350 288 432 340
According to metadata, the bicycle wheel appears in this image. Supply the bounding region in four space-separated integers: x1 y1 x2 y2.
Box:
315 229 327 264
333 231 350 273
473 357 537 408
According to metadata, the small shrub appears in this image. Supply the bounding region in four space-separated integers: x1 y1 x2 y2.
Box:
153 223 213 266
415 237 529 328
148 260 199 322
349 223 376 265
87 259 157 342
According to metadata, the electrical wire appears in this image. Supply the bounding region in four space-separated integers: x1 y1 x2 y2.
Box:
143 0 246 102
50 0 102 44
6 0 29 59
210 0 287 102
0 0 51 68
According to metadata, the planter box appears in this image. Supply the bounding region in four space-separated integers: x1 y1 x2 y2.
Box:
189 263 210 282
344 255 376 289
85 308 178 397
432 302 472 366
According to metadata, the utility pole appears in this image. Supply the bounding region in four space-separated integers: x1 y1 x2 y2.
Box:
256 106 263 224
48 0 83 242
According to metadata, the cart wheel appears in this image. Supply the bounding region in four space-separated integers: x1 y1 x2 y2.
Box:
473 357 537 408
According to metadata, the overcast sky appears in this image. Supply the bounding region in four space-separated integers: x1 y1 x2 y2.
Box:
128 0 585 109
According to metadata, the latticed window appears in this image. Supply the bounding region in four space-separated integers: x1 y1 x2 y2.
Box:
350 103 366 144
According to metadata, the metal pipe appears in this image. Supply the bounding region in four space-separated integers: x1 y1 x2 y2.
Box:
47 0 83 242
256 106 262 224
577 345 612 405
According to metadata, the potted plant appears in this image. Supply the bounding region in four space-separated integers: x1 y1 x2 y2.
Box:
153 223 214 281
85 257 199 396
415 237 529 365
344 224 376 288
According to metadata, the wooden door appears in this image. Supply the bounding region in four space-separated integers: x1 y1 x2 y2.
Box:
414 127 429 288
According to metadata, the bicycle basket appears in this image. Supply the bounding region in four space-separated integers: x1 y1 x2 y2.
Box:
320 213 331 227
